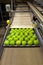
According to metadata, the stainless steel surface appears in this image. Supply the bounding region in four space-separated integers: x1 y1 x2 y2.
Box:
0 48 43 65
15 7 29 11
36 6 43 12
27 2 43 23
10 4 34 28
34 28 43 47
10 12 33 28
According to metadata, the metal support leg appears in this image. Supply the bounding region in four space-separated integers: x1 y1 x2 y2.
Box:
11 0 13 11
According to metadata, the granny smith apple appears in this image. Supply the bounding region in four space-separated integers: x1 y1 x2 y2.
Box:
28 34 33 39
17 36 20 40
10 30 13 34
8 38 12 41
34 39 39 45
10 33 14 37
32 34 37 39
22 41 26 46
4 40 9 45
29 30 34 34
29 28 33 31
28 40 33 45
15 28 18 31
15 33 19 36
9 40 15 45
15 34 18 38
22 35 25 38
25 33 28 36
14 37 18 41
31 30 34 33
20 34 23 37
6 35 11 39
19 37 23 41
12 36 16 40
26 28 28 31
30 37 34 42
30 38 34 44
25 37 28 41
27 36 31 39
11 28 14 31
16 40 21 45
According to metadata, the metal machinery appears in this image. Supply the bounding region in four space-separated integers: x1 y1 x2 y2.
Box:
0 0 43 59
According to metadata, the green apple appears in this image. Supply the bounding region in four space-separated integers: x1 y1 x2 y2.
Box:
34 40 39 45
10 30 13 34
15 34 18 38
9 40 15 45
15 33 19 36
30 38 34 44
8 38 12 41
28 34 33 39
22 35 25 38
29 30 34 34
25 37 28 41
28 40 33 45
28 36 31 39
10 33 14 36
30 38 34 42
32 34 37 39
29 28 33 31
18 36 21 39
10 29 15 33
15 28 18 31
14 37 18 41
25 33 28 36
12 36 15 40
6 35 11 39
31 30 34 33
19 37 23 41
4 40 9 45
16 40 21 45
18 28 21 30
22 41 26 46
26 31 29 34
26 28 28 30
20 33 23 35
11 28 14 31
29 34 33 37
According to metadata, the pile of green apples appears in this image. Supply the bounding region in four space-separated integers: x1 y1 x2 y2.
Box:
4 28 39 46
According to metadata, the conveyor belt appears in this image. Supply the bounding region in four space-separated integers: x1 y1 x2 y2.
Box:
15 7 29 12
10 12 33 28
1 48 43 65
10 4 33 28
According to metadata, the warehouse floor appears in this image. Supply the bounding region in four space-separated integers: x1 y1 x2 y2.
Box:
0 48 43 65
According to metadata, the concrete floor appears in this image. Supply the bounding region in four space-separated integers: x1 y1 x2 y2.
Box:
0 48 43 65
